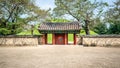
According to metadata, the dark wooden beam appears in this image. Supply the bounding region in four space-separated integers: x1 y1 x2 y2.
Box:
65 33 68 45
74 33 77 45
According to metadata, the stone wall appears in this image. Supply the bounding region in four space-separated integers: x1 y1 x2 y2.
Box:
1 35 120 46
0 35 42 46
77 35 120 47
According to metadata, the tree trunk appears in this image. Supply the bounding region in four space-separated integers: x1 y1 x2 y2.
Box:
2 22 7 27
84 20 90 35
31 25 34 35
31 29 33 35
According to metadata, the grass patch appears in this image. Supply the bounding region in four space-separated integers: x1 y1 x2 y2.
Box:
47 34 52 44
17 29 41 35
80 30 98 35
68 34 73 42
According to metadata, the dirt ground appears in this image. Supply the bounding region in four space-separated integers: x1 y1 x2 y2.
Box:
0 45 120 68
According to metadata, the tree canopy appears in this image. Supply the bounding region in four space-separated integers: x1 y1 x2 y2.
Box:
93 0 120 34
53 0 107 35
0 0 49 35
0 0 119 35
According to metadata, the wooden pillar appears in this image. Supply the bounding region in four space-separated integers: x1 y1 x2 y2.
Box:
74 33 76 45
42 34 45 44
42 34 47 44
65 33 68 45
52 33 55 45
45 34 47 44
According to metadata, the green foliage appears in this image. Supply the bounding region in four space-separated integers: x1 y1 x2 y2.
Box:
0 28 11 35
53 0 107 35
80 30 98 35
108 21 120 34
14 27 23 34
93 23 108 34
17 29 41 35
68 34 73 42
46 18 70 23
0 0 49 35
47 34 52 43
7 22 24 34
105 0 120 22
104 0 120 34
0 21 25 35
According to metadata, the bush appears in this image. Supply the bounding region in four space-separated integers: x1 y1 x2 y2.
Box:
0 28 11 35
93 23 108 34
108 22 120 34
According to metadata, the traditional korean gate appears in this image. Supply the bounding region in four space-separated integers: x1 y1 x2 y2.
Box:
38 22 81 45
55 34 65 45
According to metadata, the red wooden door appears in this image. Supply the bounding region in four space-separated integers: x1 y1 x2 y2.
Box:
55 34 65 45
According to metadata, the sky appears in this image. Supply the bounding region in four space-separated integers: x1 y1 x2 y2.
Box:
35 0 115 10
35 0 55 10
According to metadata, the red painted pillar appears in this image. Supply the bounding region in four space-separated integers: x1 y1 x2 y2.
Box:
52 33 55 45
74 33 76 45
45 34 47 44
42 34 45 44
65 33 68 45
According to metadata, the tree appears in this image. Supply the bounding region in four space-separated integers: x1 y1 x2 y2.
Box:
23 5 50 24
105 0 120 22
0 0 29 27
53 0 107 35
0 0 29 35
0 0 49 35
93 23 108 34
108 21 120 34
105 0 120 34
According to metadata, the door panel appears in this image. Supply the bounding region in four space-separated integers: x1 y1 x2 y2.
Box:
55 34 65 45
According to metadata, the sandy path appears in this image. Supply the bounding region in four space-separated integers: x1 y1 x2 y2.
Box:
0 45 120 68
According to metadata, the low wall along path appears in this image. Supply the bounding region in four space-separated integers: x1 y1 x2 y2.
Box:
0 35 120 47
78 35 120 47
0 35 42 46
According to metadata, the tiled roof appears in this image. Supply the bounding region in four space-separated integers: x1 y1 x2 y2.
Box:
38 22 81 30
38 22 81 33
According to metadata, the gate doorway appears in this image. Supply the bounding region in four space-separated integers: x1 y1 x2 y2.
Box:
38 22 81 45
68 34 74 45
55 34 65 45
47 34 52 45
